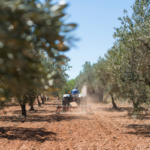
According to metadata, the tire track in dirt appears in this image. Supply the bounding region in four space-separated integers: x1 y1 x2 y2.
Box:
0 102 150 150
92 107 150 150
93 115 135 149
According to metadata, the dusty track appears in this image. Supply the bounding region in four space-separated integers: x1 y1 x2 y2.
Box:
0 101 150 150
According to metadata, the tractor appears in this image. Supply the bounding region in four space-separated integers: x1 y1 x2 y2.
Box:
55 92 93 114
62 93 87 111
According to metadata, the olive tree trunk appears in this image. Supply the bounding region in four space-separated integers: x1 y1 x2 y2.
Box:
37 95 41 106
110 94 118 109
21 104 26 117
41 95 44 104
29 104 35 111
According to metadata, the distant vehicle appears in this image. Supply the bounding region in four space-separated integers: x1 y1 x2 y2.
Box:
62 93 87 112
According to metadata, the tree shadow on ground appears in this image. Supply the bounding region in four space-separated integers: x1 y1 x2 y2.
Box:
125 124 150 137
109 115 150 121
11 110 54 114
0 114 92 123
6 103 20 107
96 107 132 112
35 110 55 113
108 110 150 120
0 127 56 142
96 106 150 120
44 103 61 106
10 110 22 114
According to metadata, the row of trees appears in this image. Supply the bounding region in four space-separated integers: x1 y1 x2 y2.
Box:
0 0 77 116
68 0 150 115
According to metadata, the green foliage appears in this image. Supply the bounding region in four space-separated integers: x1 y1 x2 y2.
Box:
59 79 75 98
103 0 150 113
73 0 150 113
23 88 36 108
0 0 77 107
75 62 95 93
111 0 150 111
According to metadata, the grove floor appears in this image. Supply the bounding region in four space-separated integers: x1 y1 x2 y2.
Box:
0 100 150 150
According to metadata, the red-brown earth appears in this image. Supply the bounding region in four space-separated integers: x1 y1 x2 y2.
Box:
0 100 150 150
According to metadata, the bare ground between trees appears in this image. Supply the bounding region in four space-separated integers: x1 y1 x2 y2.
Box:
0 101 150 150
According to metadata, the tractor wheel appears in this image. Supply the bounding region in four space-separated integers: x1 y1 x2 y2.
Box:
62 97 69 112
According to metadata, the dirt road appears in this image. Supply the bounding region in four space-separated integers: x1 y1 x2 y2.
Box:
0 101 150 150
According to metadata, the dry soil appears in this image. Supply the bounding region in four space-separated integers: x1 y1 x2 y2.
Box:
0 101 150 150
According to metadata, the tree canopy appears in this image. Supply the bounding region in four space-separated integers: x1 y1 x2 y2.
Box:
72 0 150 114
0 0 77 104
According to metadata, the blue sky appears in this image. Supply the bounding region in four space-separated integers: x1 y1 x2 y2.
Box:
42 0 135 80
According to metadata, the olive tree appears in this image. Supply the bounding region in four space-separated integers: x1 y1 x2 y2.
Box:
0 0 77 115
